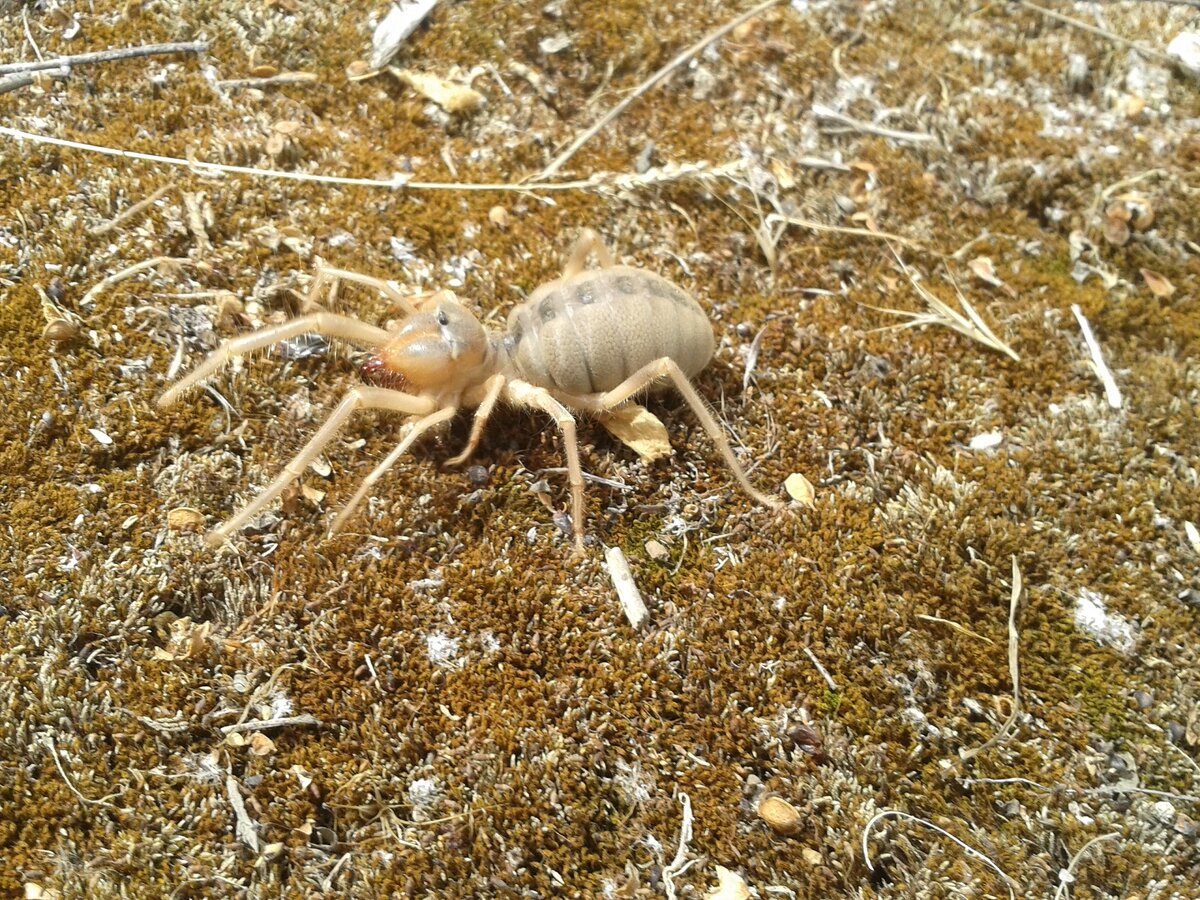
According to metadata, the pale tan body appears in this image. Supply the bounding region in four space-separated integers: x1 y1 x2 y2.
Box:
159 230 780 550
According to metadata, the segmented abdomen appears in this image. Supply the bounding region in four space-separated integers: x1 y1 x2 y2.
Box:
505 267 715 395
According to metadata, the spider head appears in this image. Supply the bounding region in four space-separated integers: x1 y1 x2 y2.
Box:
376 291 490 393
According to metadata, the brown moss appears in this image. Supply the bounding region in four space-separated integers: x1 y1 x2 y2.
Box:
4 0 1200 897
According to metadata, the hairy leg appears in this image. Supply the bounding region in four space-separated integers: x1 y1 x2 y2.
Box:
444 373 506 467
562 227 615 279
328 405 458 536
206 386 437 546
505 380 587 551
158 312 391 408
303 265 420 316
594 358 782 510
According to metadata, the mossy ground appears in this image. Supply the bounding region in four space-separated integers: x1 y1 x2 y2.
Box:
2 1 1199 897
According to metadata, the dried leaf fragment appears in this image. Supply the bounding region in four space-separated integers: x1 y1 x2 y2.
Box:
786 722 828 763
1140 268 1175 298
599 403 673 463
784 472 815 507
705 866 751 900
389 67 484 113
1167 31 1200 81
370 0 440 70
758 795 803 835
488 205 510 229
967 256 1016 298
167 507 206 532
248 732 277 756
1115 192 1154 231
1103 202 1131 246
605 546 649 630
153 617 212 661
39 285 82 343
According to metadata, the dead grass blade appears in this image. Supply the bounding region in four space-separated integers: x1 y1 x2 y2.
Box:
867 248 1020 362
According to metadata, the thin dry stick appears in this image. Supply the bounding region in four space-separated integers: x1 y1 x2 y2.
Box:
1016 1 1174 65
44 735 120 810
225 774 260 853
811 104 937 145
961 557 1024 761
915 613 995 645
1071 304 1122 409
803 646 838 691
862 810 1017 899
80 256 193 308
89 184 173 236
538 0 786 179
0 41 208 75
1052 833 1121 900
0 125 742 194
662 793 697 900
0 67 70 95
766 213 926 252
218 71 319 89
605 546 649 630
220 714 321 736
963 776 1200 805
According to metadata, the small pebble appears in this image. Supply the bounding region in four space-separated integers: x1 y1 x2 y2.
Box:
644 539 669 562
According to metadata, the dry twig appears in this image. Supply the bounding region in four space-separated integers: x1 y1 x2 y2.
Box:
217 71 319 89
0 66 69 95
219 714 322 736
0 41 207 75
1052 832 1121 900
44 735 120 810
80 256 193 309
1015 1 1174 66
537 0 786 178
1071 304 1122 409
868 249 1021 362
766 213 926 252
811 104 936 145
225 775 260 853
916 613 995 645
89 184 173 236
0 125 754 196
961 558 1024 761
662 793 699 900
605 546 649 630
862 810 1017 899
803 646 838 691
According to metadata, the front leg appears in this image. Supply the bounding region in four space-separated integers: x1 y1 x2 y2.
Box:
444 373 506 467
302 265 420 316
504 379 587 552
206 386 436 546
159 312 391 408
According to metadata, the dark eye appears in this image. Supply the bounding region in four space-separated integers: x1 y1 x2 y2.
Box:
436 310 450 327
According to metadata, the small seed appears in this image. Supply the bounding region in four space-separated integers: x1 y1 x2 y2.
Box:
488 205 510 229
757 795 803 835
42 318 79 343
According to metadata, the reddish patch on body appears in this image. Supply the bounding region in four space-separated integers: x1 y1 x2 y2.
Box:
360 354 408 392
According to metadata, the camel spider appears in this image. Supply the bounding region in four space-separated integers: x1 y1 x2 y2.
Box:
159 229 782 550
